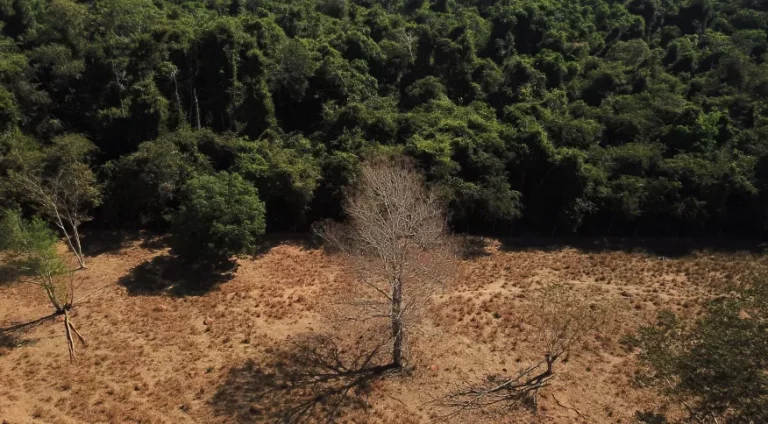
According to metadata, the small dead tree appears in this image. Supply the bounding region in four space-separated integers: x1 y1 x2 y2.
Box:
316 157 456 369
441 284 607 416
0 210 88 360
5 134 101 269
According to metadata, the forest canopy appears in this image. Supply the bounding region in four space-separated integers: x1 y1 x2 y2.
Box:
2 0 768 237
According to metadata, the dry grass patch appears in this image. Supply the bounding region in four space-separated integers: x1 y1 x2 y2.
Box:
0 234 765 423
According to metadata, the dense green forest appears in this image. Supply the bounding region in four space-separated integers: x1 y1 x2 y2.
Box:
2 0 768 237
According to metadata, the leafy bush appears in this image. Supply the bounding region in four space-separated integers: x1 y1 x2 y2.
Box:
234 131 322 230
103 129 213 227
169 172 266 263
0 209 70 311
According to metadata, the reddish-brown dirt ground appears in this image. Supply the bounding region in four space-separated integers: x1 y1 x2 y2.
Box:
1 233 766 423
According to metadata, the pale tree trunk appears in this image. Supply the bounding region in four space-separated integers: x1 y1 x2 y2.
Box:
54 214 82 268
42 279 63 313
193 87 201 130
52 208 86 269
19 175 87 268
171 71 184 125
70 219 86 269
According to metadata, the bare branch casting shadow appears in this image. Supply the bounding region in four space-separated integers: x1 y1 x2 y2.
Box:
118 254 237 297
212 333 398 423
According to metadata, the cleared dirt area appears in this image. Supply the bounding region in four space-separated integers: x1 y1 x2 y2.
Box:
1 233 766 423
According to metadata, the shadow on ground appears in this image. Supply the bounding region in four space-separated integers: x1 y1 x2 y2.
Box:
118 254 238 296
117 234 318 297
80 229 172 256
498 236 768 258
458 236 493 259
0 332 18 354
0 263 21 286
211 333 397 423
80 230 139 256
249 233 320 257
0 329 38 356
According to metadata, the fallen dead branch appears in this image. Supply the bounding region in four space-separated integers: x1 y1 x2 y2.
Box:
439 353 557 417
437 283 609 419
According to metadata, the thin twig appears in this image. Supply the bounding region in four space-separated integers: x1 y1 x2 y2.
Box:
552 393 586 420
73 284 112 306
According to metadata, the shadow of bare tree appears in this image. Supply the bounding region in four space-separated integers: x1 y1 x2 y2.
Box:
118 254 238 297
211 333 397 423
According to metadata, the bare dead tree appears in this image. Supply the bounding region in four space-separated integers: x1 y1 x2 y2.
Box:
316 157 456 369
440 284 608 418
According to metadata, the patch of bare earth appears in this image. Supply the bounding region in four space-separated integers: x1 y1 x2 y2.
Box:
1 234 765 423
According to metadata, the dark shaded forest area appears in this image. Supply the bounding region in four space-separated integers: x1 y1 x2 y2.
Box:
2 0 768 237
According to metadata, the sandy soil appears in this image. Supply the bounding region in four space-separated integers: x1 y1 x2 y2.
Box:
1 233 765 423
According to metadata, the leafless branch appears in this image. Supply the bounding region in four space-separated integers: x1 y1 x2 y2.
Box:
438 284 609 418
315 156 457 368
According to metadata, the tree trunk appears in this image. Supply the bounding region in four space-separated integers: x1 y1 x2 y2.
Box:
390 278 403 368
193 87 201 130
172 72 184 125
70 218 86 269
43 278 63 313
52 209 85 269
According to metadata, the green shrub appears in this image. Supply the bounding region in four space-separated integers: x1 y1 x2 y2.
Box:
0 209 70 311
103 129 213 227
169 172 266 263
627 279 768 423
